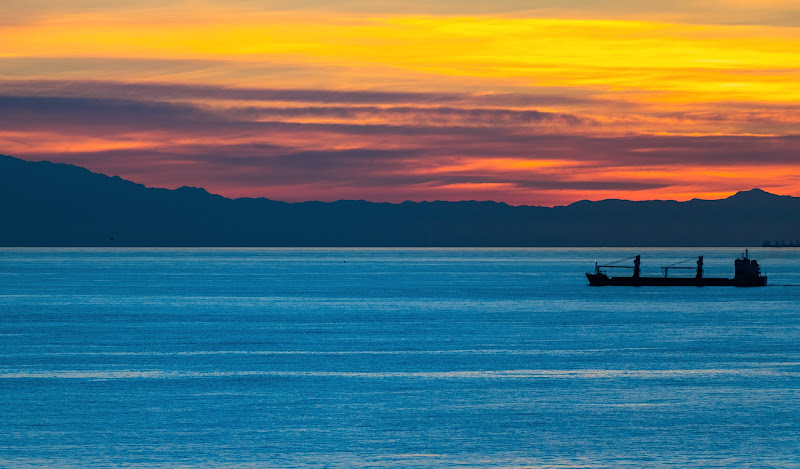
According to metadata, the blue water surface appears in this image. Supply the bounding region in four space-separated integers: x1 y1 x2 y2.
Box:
1 248 799 468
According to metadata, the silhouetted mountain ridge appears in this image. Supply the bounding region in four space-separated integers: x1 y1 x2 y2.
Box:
1 154 797 246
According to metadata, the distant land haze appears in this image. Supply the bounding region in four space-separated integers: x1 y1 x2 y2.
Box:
1 153 798 247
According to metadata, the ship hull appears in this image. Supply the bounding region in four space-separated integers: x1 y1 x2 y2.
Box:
586 273 766 287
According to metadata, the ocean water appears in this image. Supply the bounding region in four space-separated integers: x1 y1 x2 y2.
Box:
1 248 799 468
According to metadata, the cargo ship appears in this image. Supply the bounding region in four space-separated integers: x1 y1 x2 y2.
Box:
587 250 767 287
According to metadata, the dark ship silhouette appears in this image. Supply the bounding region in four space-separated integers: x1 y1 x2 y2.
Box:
587 250 767 287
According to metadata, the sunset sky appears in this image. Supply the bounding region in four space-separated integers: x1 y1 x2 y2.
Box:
2 0 799 205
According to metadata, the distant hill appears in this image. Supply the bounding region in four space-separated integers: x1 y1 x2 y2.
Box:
1 153 798 246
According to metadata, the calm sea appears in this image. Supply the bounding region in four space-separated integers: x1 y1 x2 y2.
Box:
1 248 799 468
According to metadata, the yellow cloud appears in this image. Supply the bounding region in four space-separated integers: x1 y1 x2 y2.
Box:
3 11 800 104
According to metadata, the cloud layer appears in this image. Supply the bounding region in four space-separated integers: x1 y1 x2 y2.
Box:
2 5 800 205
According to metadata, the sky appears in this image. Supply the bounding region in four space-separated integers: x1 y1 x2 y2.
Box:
2 0 799 205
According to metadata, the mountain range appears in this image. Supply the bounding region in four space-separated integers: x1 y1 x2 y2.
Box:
1 153 798 246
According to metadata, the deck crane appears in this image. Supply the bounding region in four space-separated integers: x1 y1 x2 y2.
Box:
593 255 641 278
661 256 703 278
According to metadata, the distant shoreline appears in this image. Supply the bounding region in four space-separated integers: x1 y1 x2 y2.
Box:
2 154 798 248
